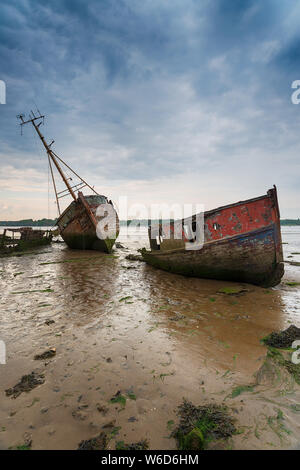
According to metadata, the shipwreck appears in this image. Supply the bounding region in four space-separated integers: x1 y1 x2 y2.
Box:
142 186 284 287
17 112 119 253
0 227 52 254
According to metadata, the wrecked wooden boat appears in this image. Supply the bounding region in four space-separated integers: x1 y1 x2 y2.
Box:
17 112 119 252
141 186 284 287
0 227 52 254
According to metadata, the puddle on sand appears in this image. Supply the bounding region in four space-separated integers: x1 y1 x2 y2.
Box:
0 226 299 450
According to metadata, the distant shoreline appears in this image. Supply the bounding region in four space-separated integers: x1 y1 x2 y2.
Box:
0 218 300 227
280 220 300 226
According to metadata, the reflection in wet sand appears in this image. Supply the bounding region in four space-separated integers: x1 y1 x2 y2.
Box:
0 226 299 450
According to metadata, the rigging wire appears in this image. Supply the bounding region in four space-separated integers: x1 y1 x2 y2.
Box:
51 150 100 196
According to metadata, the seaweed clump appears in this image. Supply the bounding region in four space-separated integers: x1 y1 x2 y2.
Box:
125 253 144 262
172 399 236 450
285 361 300 385
116 439 149 450
261 347 300 386
262 325 300 348
77 432 107 450
5 372 45 398
34 348 56 360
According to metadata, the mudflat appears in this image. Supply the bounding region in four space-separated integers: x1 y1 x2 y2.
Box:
0 226 299 450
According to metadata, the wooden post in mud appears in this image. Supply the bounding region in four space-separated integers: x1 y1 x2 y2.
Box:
1 229 6 248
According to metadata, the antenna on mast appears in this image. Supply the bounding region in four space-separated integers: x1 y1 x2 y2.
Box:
17 111 100 208
17 111 77 203
17 110 45 134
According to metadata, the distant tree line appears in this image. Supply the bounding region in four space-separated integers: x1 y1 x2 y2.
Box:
1 218 299 227
280 219 300 226
0 218 173 227
0 218 57 227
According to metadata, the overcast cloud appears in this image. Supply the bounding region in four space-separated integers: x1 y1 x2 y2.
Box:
0 0 300 219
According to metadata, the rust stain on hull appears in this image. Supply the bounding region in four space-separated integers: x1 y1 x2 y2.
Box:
142 186 284 287
57 194 119 253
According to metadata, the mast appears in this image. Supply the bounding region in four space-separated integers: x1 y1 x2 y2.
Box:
17 112 77 201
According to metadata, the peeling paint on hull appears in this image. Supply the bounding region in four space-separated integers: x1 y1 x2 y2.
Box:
142 187 284 287
56 195 119 254
142 226 284 287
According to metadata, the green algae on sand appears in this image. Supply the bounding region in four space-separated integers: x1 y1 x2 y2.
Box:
172 399 236 450
109 392 127 408
230 385 255 398
257 345 300 386
11 288 54 294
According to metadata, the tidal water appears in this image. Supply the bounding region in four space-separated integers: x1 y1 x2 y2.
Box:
0 226 299 449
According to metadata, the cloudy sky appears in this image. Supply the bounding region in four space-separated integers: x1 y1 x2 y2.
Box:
1 0 300 220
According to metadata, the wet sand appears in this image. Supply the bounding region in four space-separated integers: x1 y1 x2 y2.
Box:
0 226 299 450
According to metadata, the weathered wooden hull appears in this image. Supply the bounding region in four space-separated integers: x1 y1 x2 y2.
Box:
142 187 284 287
56 194 119 253
0 227 52 255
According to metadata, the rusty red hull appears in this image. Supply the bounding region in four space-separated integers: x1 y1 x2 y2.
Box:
142 186 284 287
56 194 119 253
